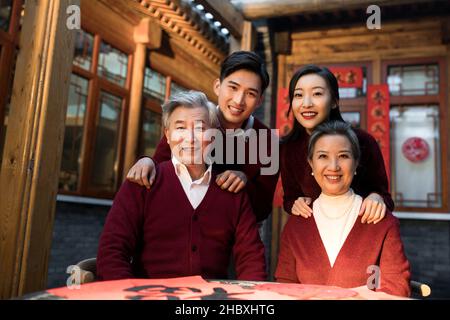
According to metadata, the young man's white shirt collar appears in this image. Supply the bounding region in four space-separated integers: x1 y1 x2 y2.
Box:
171 156 212 209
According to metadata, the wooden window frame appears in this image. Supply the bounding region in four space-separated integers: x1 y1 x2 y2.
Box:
382 57 448 212
59 26 133 199
60 32 196 198
321 61 373 130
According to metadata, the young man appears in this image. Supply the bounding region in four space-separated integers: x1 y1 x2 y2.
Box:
127 51 279 222
97 91 266 281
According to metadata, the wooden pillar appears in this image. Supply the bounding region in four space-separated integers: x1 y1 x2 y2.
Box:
373 55 381 84
123 42 146 175
229 20 256 54
446 45 450 210
0 0 78 298
229 35 241 54
240 20 255 51
269 54 288 279
123 18 161 176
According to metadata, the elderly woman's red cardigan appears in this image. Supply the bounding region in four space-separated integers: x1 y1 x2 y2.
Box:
275 211 411 297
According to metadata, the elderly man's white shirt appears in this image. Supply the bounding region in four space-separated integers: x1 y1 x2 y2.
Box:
171 157 212 209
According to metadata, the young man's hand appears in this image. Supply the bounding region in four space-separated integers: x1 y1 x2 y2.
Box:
126 157 156 189
292 197 313 218
359 192 386 224
216 170 248 193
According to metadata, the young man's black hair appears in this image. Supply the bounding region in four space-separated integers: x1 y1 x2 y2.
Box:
219 51 270 94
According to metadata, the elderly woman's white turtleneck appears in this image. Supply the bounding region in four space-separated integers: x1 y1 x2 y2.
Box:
312 189 362 267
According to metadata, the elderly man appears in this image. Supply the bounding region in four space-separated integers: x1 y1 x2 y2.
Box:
126 51 279 223
97 91 266 281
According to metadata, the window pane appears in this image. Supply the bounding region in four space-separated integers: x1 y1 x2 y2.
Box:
388 64 439 96
143 67 166 101
90 91 123 192
139 107 162 157
73 29 94 71
59 74 89 192
170 81 187 96
0 0 12 31
338 68 367 99
390 105 442 208
97 41 128 87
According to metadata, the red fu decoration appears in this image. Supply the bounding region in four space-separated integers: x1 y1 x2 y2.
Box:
367 84 391 185
402 137 430 163
329 67 363 88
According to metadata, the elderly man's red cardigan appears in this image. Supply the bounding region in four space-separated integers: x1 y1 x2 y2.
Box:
97 161 267 281
275 212 411 297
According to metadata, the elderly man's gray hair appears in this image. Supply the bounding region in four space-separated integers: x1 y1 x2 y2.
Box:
161 90 219 128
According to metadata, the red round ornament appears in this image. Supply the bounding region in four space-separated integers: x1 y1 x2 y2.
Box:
401 137 430 163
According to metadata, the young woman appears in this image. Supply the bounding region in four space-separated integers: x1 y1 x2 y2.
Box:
276 121 410 297
281 65 394 224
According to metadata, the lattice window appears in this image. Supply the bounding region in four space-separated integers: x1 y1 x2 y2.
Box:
97 41 128 87
390 105 442 208
143 67 166 101
90 91 123 192
59 74 89 192
73 29 94 71
387 64 439 96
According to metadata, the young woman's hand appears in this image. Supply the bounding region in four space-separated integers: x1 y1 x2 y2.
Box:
359 193 386 224
216 170 247 193
126 157 156 189
292 197 313 218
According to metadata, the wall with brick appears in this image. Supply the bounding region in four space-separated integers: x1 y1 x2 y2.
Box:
46 201 109 289
399 219 450 299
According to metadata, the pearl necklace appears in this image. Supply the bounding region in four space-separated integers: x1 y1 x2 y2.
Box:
315 191 356 220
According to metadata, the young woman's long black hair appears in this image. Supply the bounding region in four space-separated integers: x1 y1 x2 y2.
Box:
283 65 345 142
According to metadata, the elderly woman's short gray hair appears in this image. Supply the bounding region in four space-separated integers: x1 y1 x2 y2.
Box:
307 120 361 163
161 90 219 128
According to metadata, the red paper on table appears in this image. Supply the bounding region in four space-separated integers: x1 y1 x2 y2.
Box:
42 276 293 300
367 84 390 184
273 87 293 208
328 66 363 88
45 276 250 300
254 283 358 300
41 276 362 300
26 277 409 300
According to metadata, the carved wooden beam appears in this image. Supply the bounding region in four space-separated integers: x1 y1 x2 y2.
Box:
195 0 244 39
130 0 227 65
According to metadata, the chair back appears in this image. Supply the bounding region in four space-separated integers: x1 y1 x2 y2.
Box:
74 257 97 284
411 280 431 298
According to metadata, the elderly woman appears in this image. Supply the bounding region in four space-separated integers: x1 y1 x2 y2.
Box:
275 120 411 297
97 90 266 281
